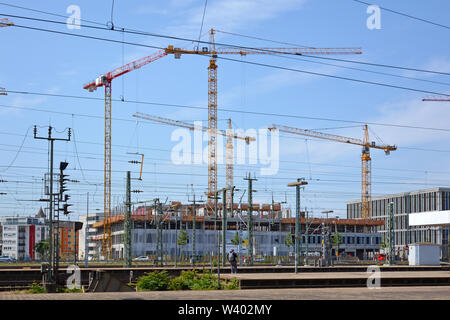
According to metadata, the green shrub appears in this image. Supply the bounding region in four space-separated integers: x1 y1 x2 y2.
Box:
57 286 83 293
190 271 217 290
136 269 239 291
224 278 239 290
136 271 170 291
169 270 197 290
26 281 47 294
168 276 186 290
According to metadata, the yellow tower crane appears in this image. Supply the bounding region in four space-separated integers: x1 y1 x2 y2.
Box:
164 28 362 198
132 112 255 212
269 124 397 219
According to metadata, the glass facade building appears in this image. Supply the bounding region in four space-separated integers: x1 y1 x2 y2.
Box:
347 187 450 260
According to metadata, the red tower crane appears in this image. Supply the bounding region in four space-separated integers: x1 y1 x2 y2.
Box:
83 49 167 259
422 95 450 102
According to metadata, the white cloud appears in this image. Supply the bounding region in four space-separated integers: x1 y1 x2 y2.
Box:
132 4 168 15
162 0 306 39
369 98 450 147
190 0 306 32
424 57 450 74
401 56 450 84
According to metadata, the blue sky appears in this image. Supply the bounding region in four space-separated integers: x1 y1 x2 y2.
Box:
0 0 449 220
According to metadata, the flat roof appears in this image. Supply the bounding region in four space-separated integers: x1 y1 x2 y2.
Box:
346 187 450 205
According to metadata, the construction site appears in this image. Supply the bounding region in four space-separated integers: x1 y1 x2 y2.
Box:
0 1 450 305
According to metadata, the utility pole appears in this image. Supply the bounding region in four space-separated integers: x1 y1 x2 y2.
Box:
222 185 235 266
85 192 89 268
386 202 395 265
175 212 178 268
188 192 204 267
230 186 235 218
216 192 220 289
321 210 333 266
287 178 308 273
270 192 286 265
222 188 227 266
124 171 132 267
305 208 309 266
237 189 246 267
154 198 160 266
34 125 70 291
158 201 164 265
244 173 257 266
209 191 222 289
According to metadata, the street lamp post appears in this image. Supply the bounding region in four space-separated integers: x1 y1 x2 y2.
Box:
287 178 308 274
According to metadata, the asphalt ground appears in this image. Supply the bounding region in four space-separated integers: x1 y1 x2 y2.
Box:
0 286 449 300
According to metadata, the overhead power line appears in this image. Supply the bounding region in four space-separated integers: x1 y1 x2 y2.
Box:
4 91 450 132
352 0 450 30
0 164 447 187
2 11 450 77
216 29 450 77
3 128 450 176
3 22 449 98
216 55 450 97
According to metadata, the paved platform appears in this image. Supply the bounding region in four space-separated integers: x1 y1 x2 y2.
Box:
1 286 449 300
221 271 450 279
220 271 450 289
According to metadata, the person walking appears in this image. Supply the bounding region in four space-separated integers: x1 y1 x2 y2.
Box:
228 249 238 274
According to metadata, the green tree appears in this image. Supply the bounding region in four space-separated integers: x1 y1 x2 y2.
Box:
380 235 387 251
332 232 342 259
284 233 294 248
230 231 240 246
178 229 189 261
35 240 49 261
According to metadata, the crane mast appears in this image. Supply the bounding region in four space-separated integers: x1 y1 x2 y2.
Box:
361 125 371 220
208 29 218 197
104 81 112 258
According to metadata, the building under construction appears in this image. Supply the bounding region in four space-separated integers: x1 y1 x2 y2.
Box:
90 202 383 261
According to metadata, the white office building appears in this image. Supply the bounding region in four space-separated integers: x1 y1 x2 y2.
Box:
1 209 48 261
78 211 103 261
